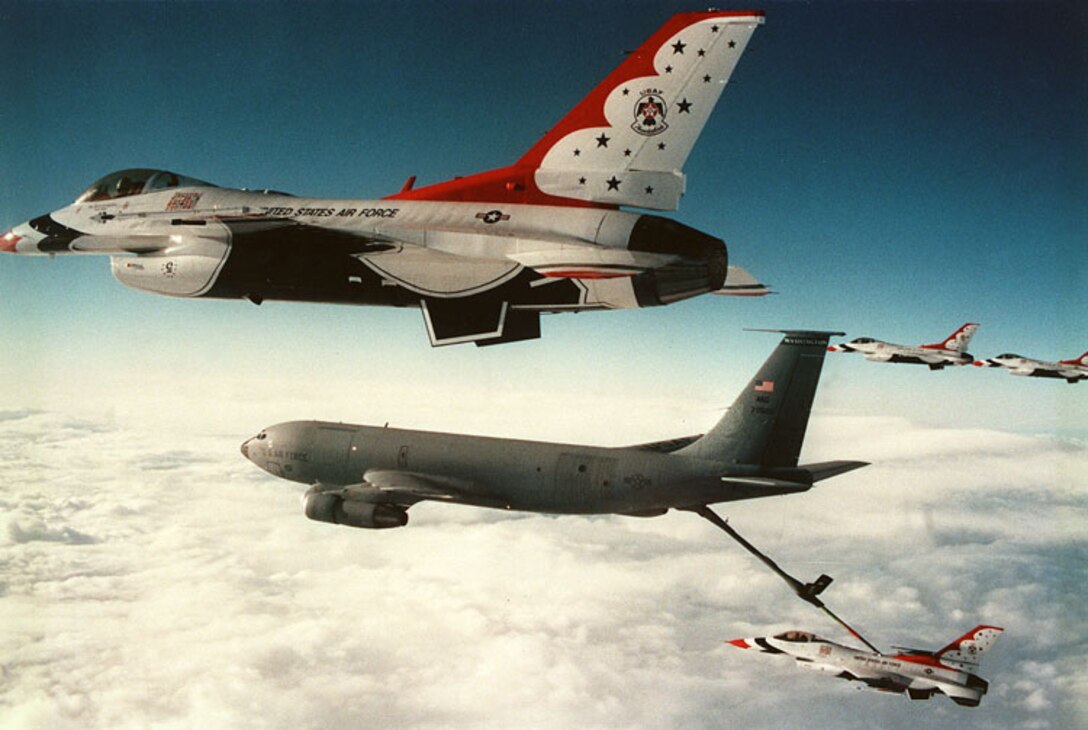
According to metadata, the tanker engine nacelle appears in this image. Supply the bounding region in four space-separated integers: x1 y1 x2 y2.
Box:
303 488 409 529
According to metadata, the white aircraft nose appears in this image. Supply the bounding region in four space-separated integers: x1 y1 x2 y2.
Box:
240 437 253 459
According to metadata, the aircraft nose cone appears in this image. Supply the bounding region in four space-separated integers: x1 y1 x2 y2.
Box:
240 438 251 459
727 638 751 649
1 229 22 253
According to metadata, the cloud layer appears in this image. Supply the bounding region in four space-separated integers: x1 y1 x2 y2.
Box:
0 408 1085 730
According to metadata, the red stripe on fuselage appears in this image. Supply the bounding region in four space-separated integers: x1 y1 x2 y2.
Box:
542 270 635 280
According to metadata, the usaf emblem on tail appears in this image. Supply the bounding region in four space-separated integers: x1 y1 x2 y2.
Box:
632 91 669 135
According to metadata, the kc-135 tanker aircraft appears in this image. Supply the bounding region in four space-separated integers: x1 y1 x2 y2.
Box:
241 330 866 529
728 625 1004 707
828 323 979 370
1 11 768 347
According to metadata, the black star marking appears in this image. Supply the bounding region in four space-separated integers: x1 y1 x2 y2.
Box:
665 65 673 74
595 133 610 148
697 49 706 57
728 40 736 49
677 98 692 114
622 87 630 96
644 186 654 194
671 40 686 54
606 176 621 191
624 148 632 157
703 74 712 83
657 142 667 150
573 148 581 157
578 177 586 185
711 25 720 33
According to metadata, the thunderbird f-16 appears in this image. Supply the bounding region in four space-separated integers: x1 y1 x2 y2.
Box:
1 11 769 347
240 330 866 528
828 323 979 370
974 351 1088 383
728 625 1003 707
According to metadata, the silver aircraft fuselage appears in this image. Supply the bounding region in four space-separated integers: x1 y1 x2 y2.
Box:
241 420 811 517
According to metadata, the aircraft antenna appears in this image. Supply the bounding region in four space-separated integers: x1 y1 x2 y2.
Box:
691 505 882 654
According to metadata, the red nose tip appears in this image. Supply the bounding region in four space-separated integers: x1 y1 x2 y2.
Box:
727 638 751 649
0 230 20 253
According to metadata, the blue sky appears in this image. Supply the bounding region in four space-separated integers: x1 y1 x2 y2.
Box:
0 3 1086 728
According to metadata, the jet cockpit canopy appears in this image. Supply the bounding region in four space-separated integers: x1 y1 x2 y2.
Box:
774 630 820 643
75 169 215 203
996 353 1021 359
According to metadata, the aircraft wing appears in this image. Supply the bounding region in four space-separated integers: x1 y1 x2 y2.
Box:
858 672 914 693
215 217 399 254
342 469 508 509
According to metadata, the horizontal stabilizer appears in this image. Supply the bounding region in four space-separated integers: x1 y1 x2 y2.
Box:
798 460 870 482
714 265 771 296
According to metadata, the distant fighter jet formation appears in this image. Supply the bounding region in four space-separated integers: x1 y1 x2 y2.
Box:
974 351 1088 384
1 11 769 347
828 324 1084 384
828 323 979 370
728 625 1004 707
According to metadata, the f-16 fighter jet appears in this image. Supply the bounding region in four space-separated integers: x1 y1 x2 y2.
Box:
241 330 867 529
827 323 979 370
974 351 1088 384
728 625 1003 707
1 11 768 347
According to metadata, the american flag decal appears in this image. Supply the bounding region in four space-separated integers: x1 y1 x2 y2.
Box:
754 380 775 393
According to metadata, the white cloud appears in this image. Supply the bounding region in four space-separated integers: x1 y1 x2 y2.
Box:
0 407 1085 729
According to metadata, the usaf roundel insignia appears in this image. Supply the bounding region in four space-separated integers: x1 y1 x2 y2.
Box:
632 92 668 136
